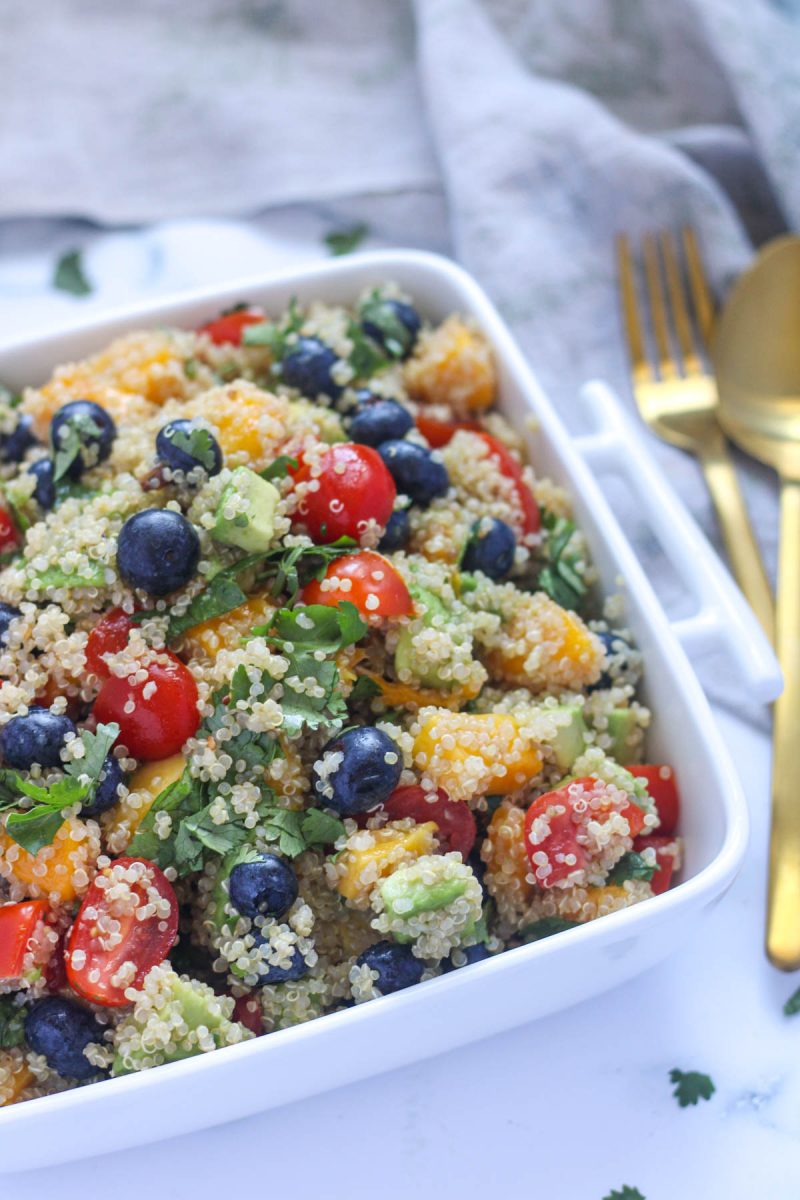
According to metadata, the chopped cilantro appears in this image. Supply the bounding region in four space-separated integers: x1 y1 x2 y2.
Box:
301 808 345 847
242 298 304 360
669 1068 715 1107
518 917 580 943
165 424 218 472
264 601 367 655
324 223 369 257
162 575 247 641
349 675 381 702
0 997 27 1048
359 291 414 358
602 1188 646 1200
260 455 298 483
536 508 587 611
237 536 356 602
784 985 800 1016
606 851 656 885
52 409 103 482
346 319 389 379
53 249 92 297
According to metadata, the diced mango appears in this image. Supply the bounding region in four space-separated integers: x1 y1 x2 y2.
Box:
182 592 276 662
186 384 289 465
335 821 438 906
482 593 603 693
102 753 186 855
0 1053 34 1107
357 669 480 712
0 816 99 903
405 316 496 415
413 711 542 803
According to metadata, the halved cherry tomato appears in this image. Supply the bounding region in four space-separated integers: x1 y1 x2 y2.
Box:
94 653 199 760
629 765 679 836
0 508 19 555
525 776 645 888
233 993 263 1036
198 308 265 346
0 900 47 980
634 835 679 895
291 443 396 544
301 551 413 621
66 857 178 1006
44 926 68 993
415 414 482 449
476 432 540 536
85 607 136 678
383 785 476 860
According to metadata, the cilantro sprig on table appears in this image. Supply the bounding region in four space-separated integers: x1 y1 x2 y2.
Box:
783 985 800 1016
536 508 587 611
324 223 369 257
669 1068 715 1107
53 249 92 297
602 1187 646 1200
0 722 120 853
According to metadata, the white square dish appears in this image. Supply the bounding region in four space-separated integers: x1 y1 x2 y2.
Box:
0 250 781 1170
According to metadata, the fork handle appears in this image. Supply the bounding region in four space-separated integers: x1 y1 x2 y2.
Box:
698 434 774 644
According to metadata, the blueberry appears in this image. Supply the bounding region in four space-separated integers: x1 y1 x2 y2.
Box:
28 458 56 509
50 400 116 480
156 419 223 478
80 754 126 818
378 509 410 552
251 938 309 985
229 854 298 920
377 440 449 507
0 602 21 648
589 630 634 692
313 726 403 817
349 399 413 448
116 508 200 595
461 518 516 581
442 943 492 973
362 300 421 359
24 996 104 1080
0 706 76 770
281 337 342 400
0 414 37 463
356 940 424 995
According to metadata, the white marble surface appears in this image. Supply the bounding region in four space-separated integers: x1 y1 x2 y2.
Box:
0 221 794 1199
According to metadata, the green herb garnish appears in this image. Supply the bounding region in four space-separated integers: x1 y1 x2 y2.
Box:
358 290 413 358
346 319 389 379
602 1188 646 1200
52 410 103 482
53 249 92 297
606 851 656 885
536 508 587 611
164 424 217 472
0 998 27 1048
242 298 304 360
669 1068 715 1108
324 223 369 257
518 917 580 944
784 985 800 1016
260 455 298 483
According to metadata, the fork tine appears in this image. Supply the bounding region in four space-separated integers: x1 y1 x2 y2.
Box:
660 231 701 374
682 227 715 347
616 234 654 384
642 234 678 380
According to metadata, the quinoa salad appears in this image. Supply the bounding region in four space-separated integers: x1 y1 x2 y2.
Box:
0 286 681 1106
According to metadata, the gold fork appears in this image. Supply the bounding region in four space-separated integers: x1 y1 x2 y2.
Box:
617 229 774 643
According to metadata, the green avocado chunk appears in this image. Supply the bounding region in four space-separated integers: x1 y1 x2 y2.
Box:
380 867 469 921
605 707 640 765
547 703 588 772
394 585 460 689
213 466 279 553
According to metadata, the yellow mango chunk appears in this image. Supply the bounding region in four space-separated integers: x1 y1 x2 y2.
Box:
336 821 438 906
405 316 496 415
103 753 186 855
182 592 276 662
0 1054 34 1107
413 711 543 804
185 383 290 466
482 593 603 693
0 816 100 903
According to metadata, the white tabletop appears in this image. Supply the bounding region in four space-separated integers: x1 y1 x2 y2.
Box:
1 223 795 1200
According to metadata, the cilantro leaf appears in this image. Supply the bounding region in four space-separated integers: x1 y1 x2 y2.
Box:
518 917 580 944
5 808 68 855
536 509 587 611
324 223 369 257
266 602 367 654
53 249 92 297
68 722 120 786
164 424 218 472
346 319 389 379
606 852 656 885
669 1068 715 1107
783 985 800 1016
260 455 298 483
166 576 247 641
349 675 381 703
242 298 304 359
301 808 345 847
602 1188 646 1200
358 291 414 358
0 997 27 1048
52 409 104 482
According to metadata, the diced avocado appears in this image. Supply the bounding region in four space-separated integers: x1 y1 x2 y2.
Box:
547 704 588 772
379 866 469 921
394 585 460 689
213 466 279 553
605 708 641 765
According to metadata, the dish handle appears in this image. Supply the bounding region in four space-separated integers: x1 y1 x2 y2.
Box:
576 381 782 705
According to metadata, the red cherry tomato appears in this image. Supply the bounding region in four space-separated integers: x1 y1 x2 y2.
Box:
94 653 199 760
291 443 396 544
66 857 179 1007
634 835 679 895
233 993 264 1036
629 765 679 836
383 786 477 860
0 508 19 555
415 414 483 449
301 551 413 622
476 432 540 536
198 308 265 346
0 900 47 980
524 777 645 888
85 607 136 678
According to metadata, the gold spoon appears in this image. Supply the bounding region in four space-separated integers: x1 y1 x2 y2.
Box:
713 235 800 970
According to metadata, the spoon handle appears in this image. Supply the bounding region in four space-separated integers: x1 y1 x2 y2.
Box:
700 435 774 644
766 477 800 969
